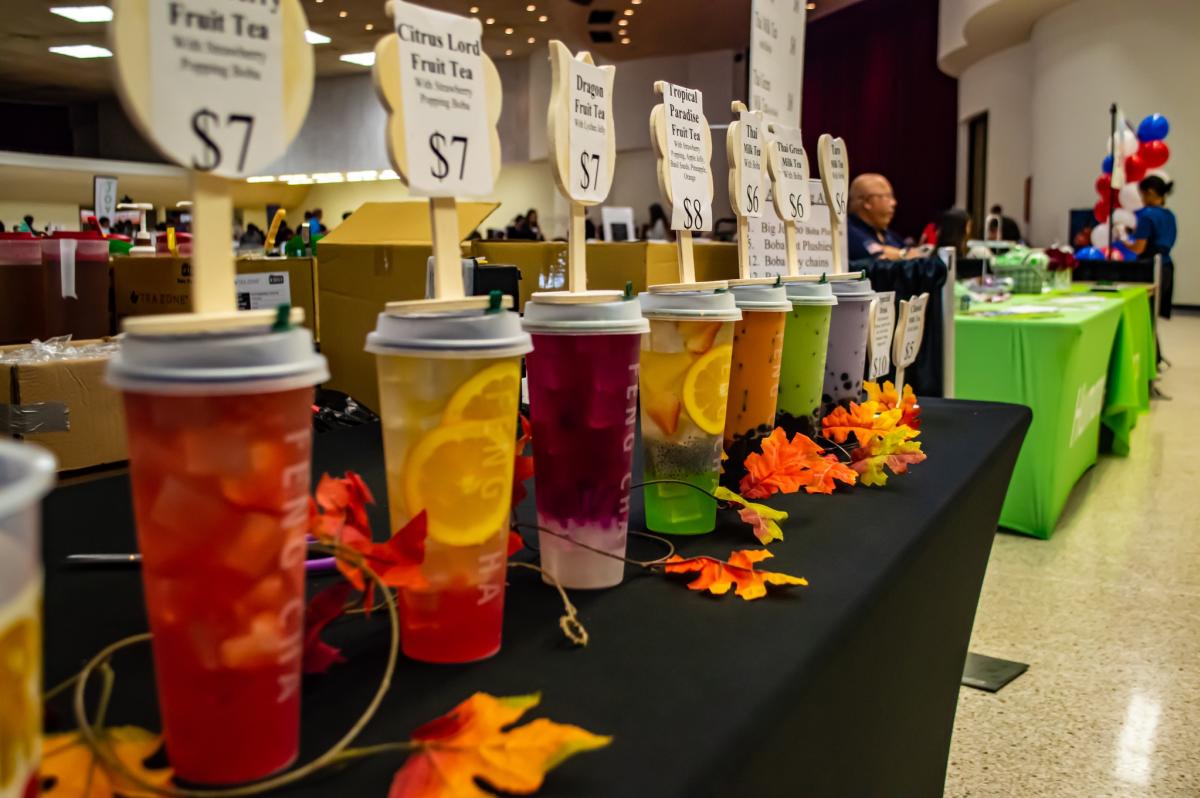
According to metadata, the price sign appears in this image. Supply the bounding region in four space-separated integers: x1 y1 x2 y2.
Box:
564 56 615 203
892 292 929 370
732 109 765 218
818 134 849 225
141 0 289 178
392 1 494 197
868 291 895 380
661 83 713 232
766 123 810 224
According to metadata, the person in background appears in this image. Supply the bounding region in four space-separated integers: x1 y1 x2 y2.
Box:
525 209 545 241
986 205 1023 243
239 223 266 248
585 213 598 240
0 221 5 233
312 208 327 234
506 214 528 240
1127 175 1177 319
935 208 972 258
274 222 294 250
19 215 36 235
98 216 111 235
642 203 671 241
847 174 909 261
342 211 352 222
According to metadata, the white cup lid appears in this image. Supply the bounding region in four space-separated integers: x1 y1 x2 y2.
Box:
786 280 838 306
523 292 649 334
831 277 876 300
367 305 533 358
107 323 328 396
0 440 55 520
729 283 790 311
638 288 742 321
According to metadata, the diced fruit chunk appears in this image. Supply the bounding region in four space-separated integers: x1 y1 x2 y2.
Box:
644 392 681 435
683 322 722 354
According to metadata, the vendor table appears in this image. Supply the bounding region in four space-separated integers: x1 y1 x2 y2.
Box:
954 285 1154 538
42 399 1028 798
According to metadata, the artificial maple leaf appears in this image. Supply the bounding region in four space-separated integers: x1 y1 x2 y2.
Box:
388 693 610 798
864 380 922 429
303 580 352 675
739 428 858 499
315 471 375 531
713 486 788 544
821 401 903 447
663 549 808 600
41 727 173 798
512 415 535 506
851 428 927 487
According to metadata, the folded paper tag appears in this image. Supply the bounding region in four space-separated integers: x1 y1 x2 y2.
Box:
59 238 77 299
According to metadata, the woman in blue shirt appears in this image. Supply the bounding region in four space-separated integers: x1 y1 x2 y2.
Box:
1128 175 1177 318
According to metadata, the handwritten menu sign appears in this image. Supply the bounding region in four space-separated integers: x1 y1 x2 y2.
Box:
564 57 615 203
868 291 895 380
663 83 713 232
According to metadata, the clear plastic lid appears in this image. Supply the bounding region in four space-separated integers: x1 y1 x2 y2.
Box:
728 283 791 312
0 440 55 520
108 318 329 396
522 292 650 335
831 275 875 301
785 279 838 306
638 288 742 321
367 304 533 359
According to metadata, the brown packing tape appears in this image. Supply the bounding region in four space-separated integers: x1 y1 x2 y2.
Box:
0 402 70 434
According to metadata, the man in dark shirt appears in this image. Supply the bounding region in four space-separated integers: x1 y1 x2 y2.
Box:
847 173 909 261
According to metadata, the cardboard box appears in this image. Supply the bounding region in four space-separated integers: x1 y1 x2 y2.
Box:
646 241 739 285
470 241 654 306
317 201 499 411
2 340 127 472
111 256 320 339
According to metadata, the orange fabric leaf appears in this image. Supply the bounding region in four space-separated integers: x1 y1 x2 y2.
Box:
851 427 926 487
821 401 903 447
663 549 808 600
41 727 173 798
864 380 922 429
389 693 610 798
739 428 857 499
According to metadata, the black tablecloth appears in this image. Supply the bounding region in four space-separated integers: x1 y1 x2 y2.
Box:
42 398 1029 798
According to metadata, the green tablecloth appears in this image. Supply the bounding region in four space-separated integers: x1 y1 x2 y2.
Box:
954 285 1154 537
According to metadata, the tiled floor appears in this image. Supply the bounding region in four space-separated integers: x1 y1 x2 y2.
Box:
944 310 1200 797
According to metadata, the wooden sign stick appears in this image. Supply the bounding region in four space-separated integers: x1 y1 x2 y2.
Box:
429 196 466 300
190 171 236 314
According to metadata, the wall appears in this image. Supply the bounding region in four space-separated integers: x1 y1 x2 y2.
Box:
955 42 1032 228
1028 0 1198 302
0 201 80 233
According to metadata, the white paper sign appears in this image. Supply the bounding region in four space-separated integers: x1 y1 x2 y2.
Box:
566 58 614 203
93 176 117 223
818 135 849 225
868 291 895 380
750 180 847 278
235 273 291 312
236 272 291 310
393 1 493 197
768 124 810 224
749 0 805 125
734 110 765 218
148 0 286 177
893 292 929 369
663 83 712 232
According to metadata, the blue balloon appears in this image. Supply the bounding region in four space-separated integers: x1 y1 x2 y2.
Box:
1137 114 1169 142
1113 242 1138 261
1075 246 1103 260
1101 155 1113 174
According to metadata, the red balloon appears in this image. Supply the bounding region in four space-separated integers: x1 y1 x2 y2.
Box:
1093 200 1110 223
1095 173 1112 197
1138 139 1170 169
1124 154 1147 182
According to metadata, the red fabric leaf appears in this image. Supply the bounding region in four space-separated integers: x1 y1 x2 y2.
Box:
303 581 351 674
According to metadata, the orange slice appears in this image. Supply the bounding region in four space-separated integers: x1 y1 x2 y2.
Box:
682 344 733 434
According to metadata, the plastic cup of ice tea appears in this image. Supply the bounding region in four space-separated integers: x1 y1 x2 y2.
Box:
722 280 789 478
821 275 876 415
0 440 55 798
366 297 531 663
638 286 741 535
776 277 838 438
522 291 649 589
107 310 328 784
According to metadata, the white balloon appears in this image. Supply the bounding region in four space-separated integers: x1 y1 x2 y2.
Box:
1091 223 1111 250
1113 208 1137 232
1119 183 1144 211
1122 129 1138 156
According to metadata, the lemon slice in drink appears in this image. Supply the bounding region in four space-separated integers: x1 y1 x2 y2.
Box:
682 344 733 435
404 421 514 546
442 362 521 424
